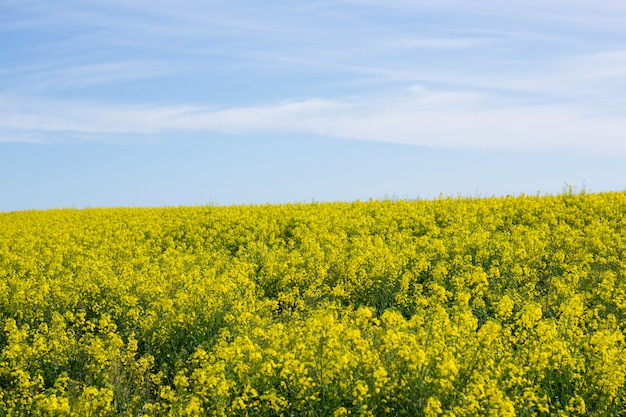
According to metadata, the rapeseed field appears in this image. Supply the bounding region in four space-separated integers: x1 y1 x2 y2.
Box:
1 191 626 416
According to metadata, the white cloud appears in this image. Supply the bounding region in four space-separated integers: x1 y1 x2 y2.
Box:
380 37 491 49
2 0 626 158
408 85 426 94
345 0 626 20
324 105 626 156
2 91 625 157
5 61 179 93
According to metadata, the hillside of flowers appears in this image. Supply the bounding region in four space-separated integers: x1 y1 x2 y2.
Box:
1 191 626 416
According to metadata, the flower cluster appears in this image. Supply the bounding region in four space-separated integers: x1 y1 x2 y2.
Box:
1 191 626 415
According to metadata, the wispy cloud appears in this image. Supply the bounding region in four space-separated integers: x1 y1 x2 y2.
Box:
379 37 491 50
2 89 625 157
2 0 626 158
2 61 179 94
344 0 626 23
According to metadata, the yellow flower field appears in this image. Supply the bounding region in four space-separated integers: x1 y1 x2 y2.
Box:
1 191 626 416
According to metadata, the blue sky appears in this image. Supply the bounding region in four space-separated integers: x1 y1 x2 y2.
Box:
1 1 626 211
